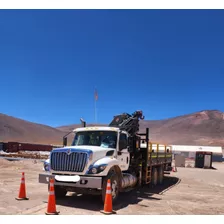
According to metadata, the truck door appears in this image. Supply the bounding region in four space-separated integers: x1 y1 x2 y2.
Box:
117 133 130 171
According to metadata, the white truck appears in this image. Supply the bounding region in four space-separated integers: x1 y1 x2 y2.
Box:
39 111 172 203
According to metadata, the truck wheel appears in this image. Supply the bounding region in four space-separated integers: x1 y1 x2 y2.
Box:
152 168 158 186
48 183 67 198
158 166 164 184
102 170 120 204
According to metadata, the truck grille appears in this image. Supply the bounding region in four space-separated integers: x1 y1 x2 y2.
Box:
50 151 88 172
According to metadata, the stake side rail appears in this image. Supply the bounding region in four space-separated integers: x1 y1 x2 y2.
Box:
147 142 172 166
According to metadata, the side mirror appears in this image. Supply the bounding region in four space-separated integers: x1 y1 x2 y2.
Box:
63 137 67 147
119 143 128 151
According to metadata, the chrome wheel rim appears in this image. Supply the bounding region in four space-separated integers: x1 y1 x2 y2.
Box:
111 180 118 199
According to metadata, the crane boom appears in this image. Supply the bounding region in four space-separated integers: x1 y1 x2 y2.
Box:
108 110 145 136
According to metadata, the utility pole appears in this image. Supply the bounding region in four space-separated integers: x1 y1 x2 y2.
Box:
94 88 98 124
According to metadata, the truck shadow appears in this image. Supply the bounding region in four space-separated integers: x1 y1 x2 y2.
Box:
55 176 180 212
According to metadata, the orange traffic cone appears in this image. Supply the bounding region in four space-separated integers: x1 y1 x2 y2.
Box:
45 178 59 215
15 172 29 200
172 166 177 172
100 179 116 215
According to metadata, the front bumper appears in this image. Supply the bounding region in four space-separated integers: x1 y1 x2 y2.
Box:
39 173 102 189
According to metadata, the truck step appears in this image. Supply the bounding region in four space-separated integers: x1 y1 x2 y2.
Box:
144 166 152 184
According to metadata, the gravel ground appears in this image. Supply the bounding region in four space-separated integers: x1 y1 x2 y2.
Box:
0 151 49 160
0 158 224 215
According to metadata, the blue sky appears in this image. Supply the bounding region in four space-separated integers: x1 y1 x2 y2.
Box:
0 10 224 127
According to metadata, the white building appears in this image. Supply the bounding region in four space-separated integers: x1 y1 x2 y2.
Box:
171 144 223 168
171 145 222 154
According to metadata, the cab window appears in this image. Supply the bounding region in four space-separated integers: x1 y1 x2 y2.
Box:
119 133 127 150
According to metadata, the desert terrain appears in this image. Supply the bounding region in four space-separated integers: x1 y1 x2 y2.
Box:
0 158 223 215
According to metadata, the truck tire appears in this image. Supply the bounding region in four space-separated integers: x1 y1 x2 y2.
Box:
102 169 120 204
48 183 67 198
152 167 158 186
158 166 164 184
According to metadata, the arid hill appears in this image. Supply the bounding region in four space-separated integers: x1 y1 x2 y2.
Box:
57 110 224 147
138 110 224 147
0 110 224 147
0 113 65 145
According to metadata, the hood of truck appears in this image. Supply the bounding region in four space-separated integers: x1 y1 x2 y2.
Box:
53 145 114 153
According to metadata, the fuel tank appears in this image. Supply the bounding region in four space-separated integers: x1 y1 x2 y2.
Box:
121 173 138 189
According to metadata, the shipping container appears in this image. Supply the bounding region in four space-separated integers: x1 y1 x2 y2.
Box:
195 151 213 168
3 142 54 153
18 143 53 152
174 154 185 167
4 142 19 153
0 142 3 151
2 143 7 152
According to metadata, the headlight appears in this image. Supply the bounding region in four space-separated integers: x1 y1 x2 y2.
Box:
91 167 98 174
87 164 107 174
99 165 107 171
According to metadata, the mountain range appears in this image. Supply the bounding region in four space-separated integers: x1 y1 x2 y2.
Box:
0 110 224 148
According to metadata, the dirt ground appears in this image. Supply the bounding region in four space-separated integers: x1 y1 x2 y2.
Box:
0 158 224 215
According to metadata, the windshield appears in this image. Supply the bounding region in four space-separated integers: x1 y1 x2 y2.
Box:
71 131 117 149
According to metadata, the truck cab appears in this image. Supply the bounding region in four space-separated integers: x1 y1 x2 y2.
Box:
52 126 130 175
